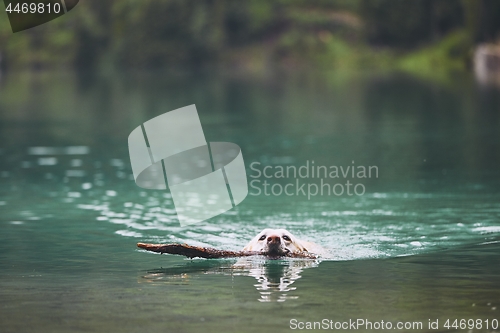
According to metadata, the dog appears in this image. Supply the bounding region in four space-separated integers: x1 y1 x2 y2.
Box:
243 228 326 257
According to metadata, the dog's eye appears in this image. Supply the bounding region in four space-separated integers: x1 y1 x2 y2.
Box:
282 235 291 241
259 235 266 241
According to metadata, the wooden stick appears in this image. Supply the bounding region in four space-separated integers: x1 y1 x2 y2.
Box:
137 243 317 259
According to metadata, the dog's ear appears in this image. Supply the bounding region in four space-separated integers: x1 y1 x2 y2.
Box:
293 239 310 252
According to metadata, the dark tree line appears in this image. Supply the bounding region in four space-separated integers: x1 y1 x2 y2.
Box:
1 0 499 70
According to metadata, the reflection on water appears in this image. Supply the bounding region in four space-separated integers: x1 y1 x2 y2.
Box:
141 257 320 302
233 258 319 302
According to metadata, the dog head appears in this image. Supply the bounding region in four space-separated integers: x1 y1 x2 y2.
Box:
243 229 309 256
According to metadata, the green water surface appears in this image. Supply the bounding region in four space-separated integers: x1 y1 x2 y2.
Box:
0 70 499 332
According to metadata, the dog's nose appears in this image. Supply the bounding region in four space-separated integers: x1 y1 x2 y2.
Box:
267 235 280 244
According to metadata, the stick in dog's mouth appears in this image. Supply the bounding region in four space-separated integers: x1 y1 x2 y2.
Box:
137 242 317 259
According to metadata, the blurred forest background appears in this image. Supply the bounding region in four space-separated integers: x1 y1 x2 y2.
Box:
1 0 500 83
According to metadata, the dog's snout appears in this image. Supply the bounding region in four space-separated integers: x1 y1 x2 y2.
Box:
267 235 280 244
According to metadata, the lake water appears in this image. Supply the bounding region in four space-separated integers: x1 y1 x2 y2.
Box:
0 70 499 332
